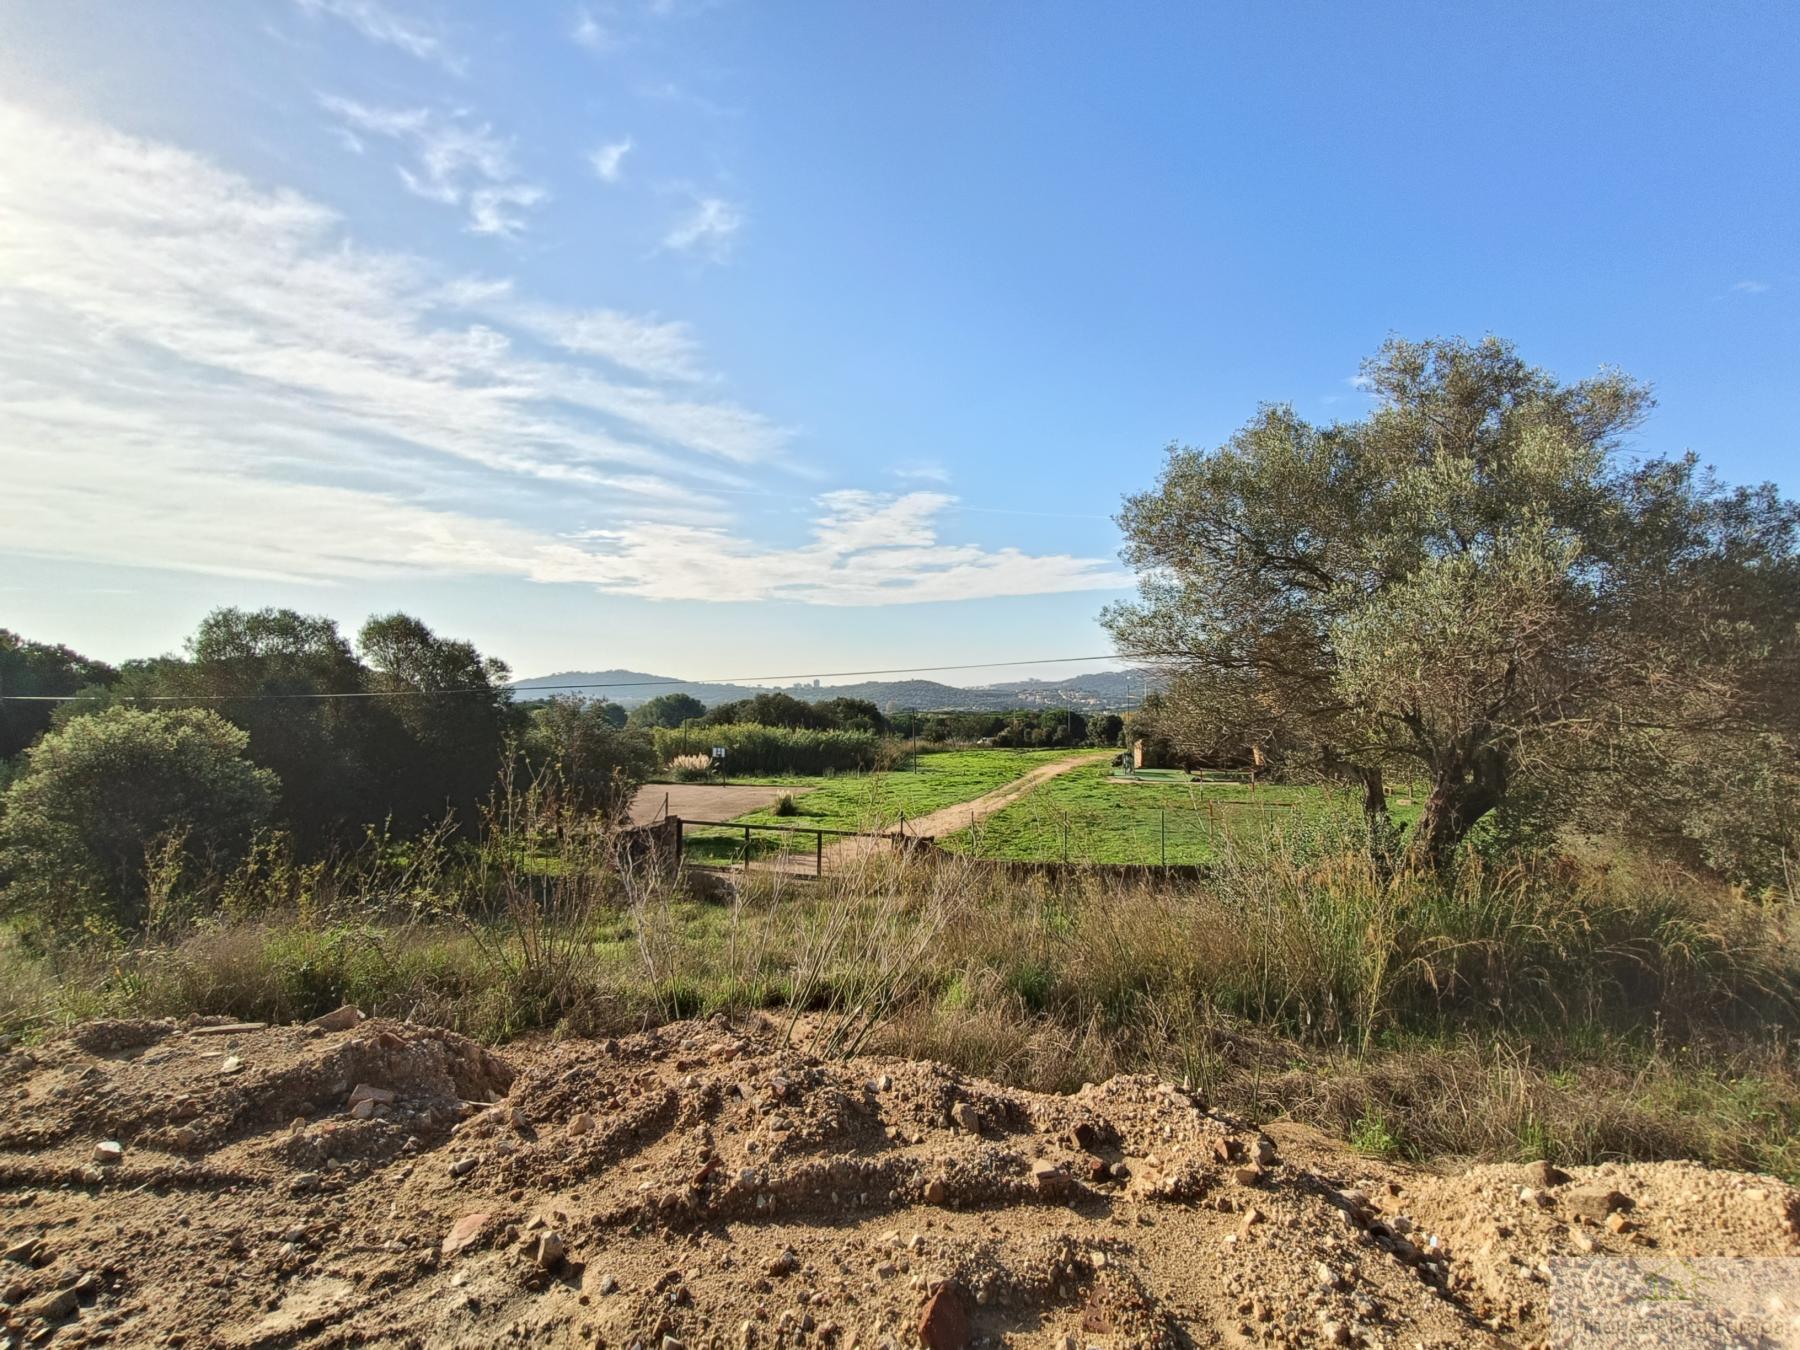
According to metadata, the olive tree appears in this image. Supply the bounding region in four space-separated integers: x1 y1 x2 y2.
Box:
1105 336 1800 873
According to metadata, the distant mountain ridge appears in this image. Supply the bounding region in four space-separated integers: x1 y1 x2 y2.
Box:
507 666 1157 712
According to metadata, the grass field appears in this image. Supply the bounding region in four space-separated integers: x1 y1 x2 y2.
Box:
681 747 1091 863
938 760 1426 864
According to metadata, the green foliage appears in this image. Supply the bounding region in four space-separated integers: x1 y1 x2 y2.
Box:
771 792 799 817
356 612 513 833
517 697 654 820
0 629 117 760
655 723 878 776
1106 336 1800 878
702 690 830 730
43 608 515 852
627 692 706 729
0 706 277 931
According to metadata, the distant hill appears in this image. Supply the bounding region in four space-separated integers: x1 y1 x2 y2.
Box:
507 666 1159 712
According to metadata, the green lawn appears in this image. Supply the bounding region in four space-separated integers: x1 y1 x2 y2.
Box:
680 747 1099 863
937 760 1426 864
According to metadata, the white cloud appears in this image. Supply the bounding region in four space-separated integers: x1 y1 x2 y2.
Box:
571 5 614 52
589 137 633 184
0 101 1122 608
1730 279 1770 295
663 195 744 261
292 0 464 74
321 95 545 236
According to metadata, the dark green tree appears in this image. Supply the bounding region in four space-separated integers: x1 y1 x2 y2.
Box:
627 692 706 729
357 613 513 832
0 630 117 761
519 697 655 820
0 706 277 930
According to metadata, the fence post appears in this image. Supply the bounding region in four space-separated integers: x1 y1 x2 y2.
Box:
743 823 751 866
816 830 823 877
675 817 684 867
1161 807 1166 867
1061 823 1068 863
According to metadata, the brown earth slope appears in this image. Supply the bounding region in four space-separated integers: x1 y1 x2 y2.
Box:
0 1014 1794 1348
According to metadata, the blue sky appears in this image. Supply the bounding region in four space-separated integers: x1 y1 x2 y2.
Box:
1 3 1795 683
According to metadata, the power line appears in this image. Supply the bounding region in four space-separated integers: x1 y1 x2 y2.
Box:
0 652 1158 704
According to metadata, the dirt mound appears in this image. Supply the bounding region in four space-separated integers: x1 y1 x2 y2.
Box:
0 1016 1793 1347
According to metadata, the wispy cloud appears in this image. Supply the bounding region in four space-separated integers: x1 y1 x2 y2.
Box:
0 101 1120 607
320 95 545 236
292 0 464 74
588 137 633 184
571 5 615 52
663 195 744 261
892 461 952 485
1730 279 1770 295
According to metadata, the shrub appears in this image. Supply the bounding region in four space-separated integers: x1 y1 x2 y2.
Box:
669 754 713 783
772 793 799 817
654 724 878 776
0 707 278 932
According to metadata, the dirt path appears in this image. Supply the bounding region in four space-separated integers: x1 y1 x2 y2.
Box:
2 1013 1794 1347
890 750 1110 840
803 750 1108 872
629 782 809 827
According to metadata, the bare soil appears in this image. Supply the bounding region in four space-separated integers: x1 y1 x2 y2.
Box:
0 1014 1795 1348
629 785 809 828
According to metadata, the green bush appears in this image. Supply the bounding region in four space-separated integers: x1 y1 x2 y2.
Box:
0 707 278 932
655 723 878 776
772 792 799 817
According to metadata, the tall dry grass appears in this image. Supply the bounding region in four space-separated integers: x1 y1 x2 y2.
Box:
0 787 1792 1174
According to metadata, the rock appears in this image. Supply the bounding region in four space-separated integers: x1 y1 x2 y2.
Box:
308 1005 364 1032
348 1083 395 1108
1523 1160 1570 1188
739 1318 759 1348
663 1338 688 1350
351 1099 376 1120
924 1179 949 1205
950 1102 979 1134
568 1112 595 1137
1232 1164 1265 1187
767 1248 797 1277
4 1239 41 1265
1109 1162 1130 1180
1566 1188 1633 1223
290 1172 320 1194
1606 1212 1632 1235
220 1055 243 1074
442 1212 491 1256
188 1021 266 1037
917 1283 969 1350
449 1157 478 1178
1070 1122 1098 1151
1253 1136 1278 1167
535 1232 566 1268
92 1140 123 1165
19 1288 76 1322
597 1273 618 1295
1031 1161 1071 1197
1086 1157 1110 1183
0 1281 24 1304
1319 1319 1351 1346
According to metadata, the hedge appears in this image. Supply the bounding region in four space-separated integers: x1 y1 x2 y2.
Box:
653 723 878 775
